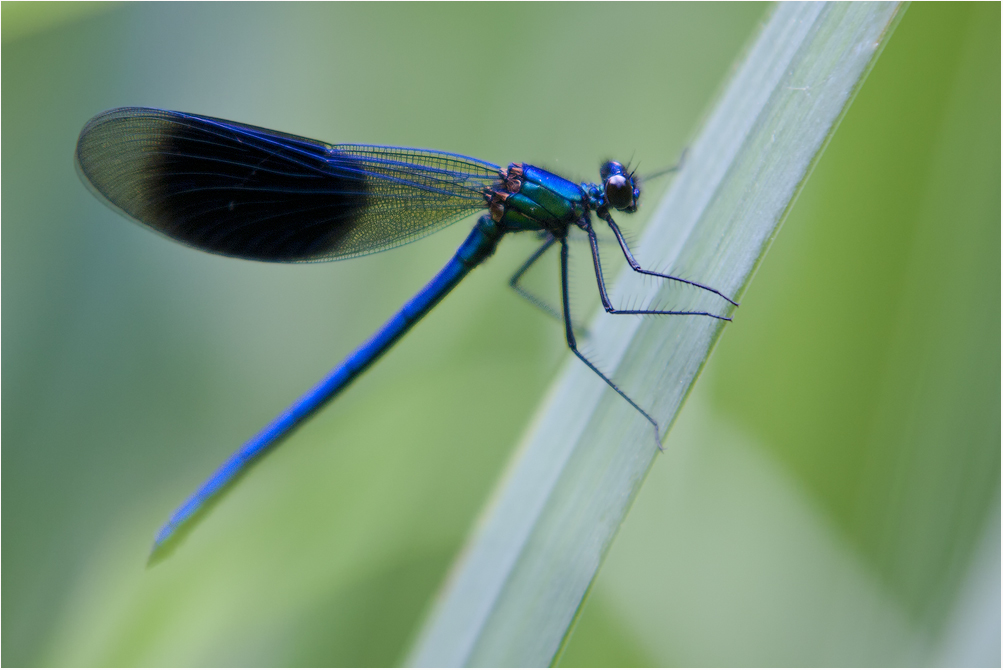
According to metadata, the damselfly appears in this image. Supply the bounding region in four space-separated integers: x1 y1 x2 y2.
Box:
75 108 736 558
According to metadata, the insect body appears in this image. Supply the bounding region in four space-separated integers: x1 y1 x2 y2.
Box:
75 108 735 557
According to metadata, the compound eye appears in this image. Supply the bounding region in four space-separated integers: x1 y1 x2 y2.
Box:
604 174 633 210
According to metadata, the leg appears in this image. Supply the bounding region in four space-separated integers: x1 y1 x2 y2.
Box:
512 235 594 337
559 238 664 450
509 235 562 321
601 211 739 307
587 226 732 321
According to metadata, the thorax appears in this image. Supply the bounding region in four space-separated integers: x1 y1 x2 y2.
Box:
485 164 589 236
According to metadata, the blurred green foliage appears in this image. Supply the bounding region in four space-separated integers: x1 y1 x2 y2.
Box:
2 3 997 667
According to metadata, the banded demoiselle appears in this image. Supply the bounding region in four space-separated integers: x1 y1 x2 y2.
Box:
75 108 736 559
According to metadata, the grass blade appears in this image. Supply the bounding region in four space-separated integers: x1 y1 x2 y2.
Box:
408 3 905 666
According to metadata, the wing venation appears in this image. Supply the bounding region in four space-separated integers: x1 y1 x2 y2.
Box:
75 108 501 261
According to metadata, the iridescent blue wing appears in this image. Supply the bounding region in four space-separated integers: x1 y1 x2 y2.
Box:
75 108 501 261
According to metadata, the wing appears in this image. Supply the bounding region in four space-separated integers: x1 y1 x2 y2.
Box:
75 108 501 261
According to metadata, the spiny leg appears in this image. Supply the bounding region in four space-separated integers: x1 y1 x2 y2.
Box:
509 235 561 321
600 211 739 307
510 235 596 337
559 237 664 450
586 226 732 321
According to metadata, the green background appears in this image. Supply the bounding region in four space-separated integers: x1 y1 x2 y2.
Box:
2 3 998 666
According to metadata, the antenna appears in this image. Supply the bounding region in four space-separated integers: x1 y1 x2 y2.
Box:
639 148 688 182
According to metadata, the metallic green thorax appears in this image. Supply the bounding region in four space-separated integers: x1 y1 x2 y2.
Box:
486 164 588 235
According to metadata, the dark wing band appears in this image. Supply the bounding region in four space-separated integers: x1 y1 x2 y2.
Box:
75 108 501 262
